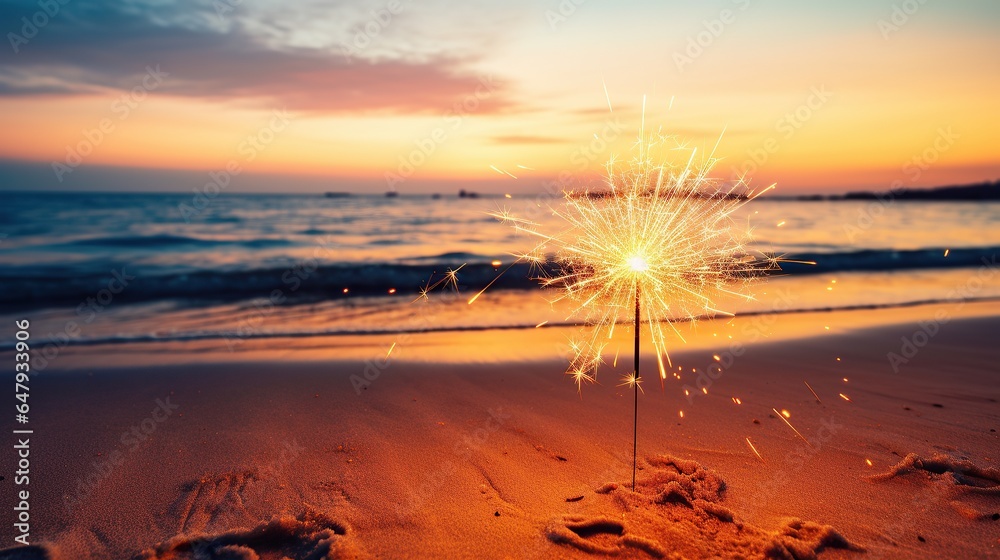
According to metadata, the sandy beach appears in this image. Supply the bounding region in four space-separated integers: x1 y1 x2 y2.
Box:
1 301 997 559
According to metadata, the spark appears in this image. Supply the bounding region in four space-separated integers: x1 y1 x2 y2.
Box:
865 458 873 467
804 381 822 403
342 288 349 294
777 220 786 227
443 266 464 292
569 368 595 393
780 409 791 418
384 342 397 363
602 78 613 112
613 346 621 367
619 373 644 393
491 126 780 390
516 164 535 170
388 288 397 294
505 194 512 199
489 207 540 227
489 165 517 179
746 437 765 463
943 249 949 257
678 410 684 418
491 259 502 268
412 264 466 303
781 258 817 265
535 320 548 328
773 407 812 448
839 393 852 402
732 396 742 405
467 261 518 304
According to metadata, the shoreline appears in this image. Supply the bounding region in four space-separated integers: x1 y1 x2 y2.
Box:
15 299 1000 371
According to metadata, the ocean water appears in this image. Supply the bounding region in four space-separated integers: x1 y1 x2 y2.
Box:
1 191 998 351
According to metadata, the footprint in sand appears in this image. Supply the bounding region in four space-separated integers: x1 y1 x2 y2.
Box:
546 454 861 559
870 453 1000 494
870 453 1000 521
141 471 360 559
0 476 359 559
172 470 261 534
546 515 668 558
136 508 358 560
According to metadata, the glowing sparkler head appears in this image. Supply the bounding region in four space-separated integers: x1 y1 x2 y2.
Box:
627 255 649 272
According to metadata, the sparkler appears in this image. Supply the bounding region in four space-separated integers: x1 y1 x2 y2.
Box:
493 116 781 490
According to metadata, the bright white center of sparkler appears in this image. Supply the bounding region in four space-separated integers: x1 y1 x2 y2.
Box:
627 256 649 272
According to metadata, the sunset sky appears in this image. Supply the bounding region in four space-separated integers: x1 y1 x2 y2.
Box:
1 0 998 194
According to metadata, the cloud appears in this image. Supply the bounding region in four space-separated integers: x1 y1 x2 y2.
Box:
0 0 517 114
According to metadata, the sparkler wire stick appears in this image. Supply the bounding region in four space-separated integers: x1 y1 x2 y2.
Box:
633 283 640 491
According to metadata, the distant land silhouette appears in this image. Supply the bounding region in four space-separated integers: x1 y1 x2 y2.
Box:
788 180 999 201
316 180 998 201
